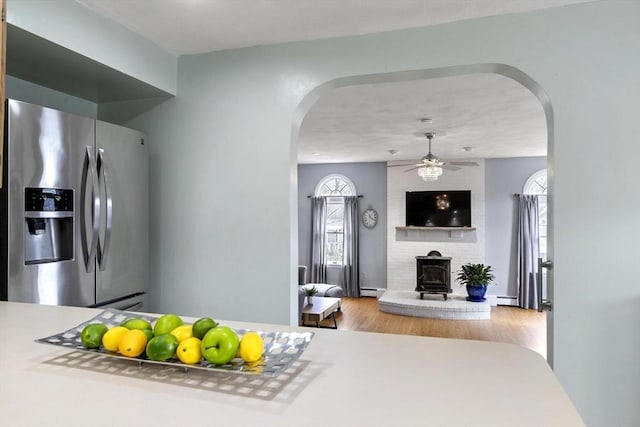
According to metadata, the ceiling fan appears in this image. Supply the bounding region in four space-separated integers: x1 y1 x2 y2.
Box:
389 132 478 181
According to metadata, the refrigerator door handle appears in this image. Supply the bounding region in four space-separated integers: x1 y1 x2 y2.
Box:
97 148 113 271
80 146 100 273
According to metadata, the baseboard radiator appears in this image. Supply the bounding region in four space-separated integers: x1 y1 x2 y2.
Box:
497 296 518 306
360 287 385 298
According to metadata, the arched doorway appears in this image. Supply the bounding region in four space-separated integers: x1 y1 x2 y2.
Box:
291 63 555 365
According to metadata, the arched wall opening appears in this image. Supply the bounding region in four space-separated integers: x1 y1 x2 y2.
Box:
290 63 555 364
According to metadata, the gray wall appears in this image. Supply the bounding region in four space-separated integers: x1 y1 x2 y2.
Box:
124 3 640 424
8 0 178 95
14 3 640 423
298 163 387 290
6 75 98 118
485 157 546 297
6 75 171 128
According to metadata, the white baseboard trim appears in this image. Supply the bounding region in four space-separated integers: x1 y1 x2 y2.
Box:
484 295 498 306
497 296 519 307
360 287 386 298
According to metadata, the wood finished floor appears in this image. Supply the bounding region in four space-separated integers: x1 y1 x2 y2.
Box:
321 296 547 358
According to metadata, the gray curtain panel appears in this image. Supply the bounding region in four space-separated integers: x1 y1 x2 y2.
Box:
516 194 540 309
341 196 360 297
310 196 327 283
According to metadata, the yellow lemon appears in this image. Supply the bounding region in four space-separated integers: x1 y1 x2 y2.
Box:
239 331 264 363
176 337 202 365
118 329 148 358
102 326 129 352
170 324 193 342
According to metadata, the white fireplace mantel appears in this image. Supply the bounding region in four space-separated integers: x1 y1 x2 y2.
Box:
395 226 476 239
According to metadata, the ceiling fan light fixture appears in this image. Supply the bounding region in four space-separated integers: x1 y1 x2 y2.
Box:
418 165 443 181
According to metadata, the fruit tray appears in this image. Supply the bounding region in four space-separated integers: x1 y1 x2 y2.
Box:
35 308 314 376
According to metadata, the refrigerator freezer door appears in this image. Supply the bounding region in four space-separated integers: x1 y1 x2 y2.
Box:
95 121 148 305
4 100 96 306
95 293 147 312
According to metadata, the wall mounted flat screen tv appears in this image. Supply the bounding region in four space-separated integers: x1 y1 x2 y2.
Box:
405 190 471 227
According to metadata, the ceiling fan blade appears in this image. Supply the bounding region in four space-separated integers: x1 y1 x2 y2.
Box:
387 162 420 168
404 166 422 172
447 161 479 166
442 165 461 171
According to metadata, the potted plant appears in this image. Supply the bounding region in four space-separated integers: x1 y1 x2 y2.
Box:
304 285 319 304
455 263 494 302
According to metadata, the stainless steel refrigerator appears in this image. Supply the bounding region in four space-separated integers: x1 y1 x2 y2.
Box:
1 99 148 310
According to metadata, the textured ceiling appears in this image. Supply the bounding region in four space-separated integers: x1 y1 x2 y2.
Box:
71 0 562 163
297 73 547 164
76 0 594 55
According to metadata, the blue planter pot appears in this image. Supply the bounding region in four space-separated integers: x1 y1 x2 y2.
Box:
466 285 487 302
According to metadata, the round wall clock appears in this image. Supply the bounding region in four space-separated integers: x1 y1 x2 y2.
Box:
362 208 378 229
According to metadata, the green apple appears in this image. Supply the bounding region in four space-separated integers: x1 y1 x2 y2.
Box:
201 326 239 365
153 314 183 336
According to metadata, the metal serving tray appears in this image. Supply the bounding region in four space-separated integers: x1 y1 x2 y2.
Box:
36 308 314 376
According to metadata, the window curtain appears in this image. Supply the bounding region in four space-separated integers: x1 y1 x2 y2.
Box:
310 196 327 283
516 194 540 310
341 196 360 297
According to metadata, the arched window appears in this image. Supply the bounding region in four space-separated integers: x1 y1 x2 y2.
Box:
315 174 357 197
315 175 356 266
523 169 547 259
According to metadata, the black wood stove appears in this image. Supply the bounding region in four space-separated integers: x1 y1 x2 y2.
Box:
415 251 452 300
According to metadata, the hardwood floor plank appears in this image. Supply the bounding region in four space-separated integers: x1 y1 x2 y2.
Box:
325 297 547 358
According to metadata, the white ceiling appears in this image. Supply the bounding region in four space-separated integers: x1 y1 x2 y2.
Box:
76 0 593 55
298 73 547 164
73 0 577 163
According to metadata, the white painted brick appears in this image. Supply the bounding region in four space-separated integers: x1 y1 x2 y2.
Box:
378 291 491 320
387 160 486 293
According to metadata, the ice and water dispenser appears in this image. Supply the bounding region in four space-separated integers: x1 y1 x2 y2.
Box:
24 188 74 265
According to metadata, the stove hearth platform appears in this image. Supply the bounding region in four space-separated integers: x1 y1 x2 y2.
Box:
378 290 491 320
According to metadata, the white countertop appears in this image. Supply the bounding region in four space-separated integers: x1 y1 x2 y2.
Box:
0 302 584 426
